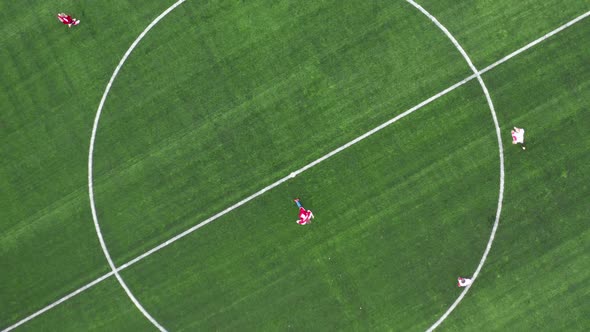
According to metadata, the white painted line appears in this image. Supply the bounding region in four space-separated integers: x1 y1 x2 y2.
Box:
120 8 590 274
405 1 504 331
1 272 115 332
415 6 590 332
117 73 476 272
4 7 589 332
480 10 590 76
87 1 187 331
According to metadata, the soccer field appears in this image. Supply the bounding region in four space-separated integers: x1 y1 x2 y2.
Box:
1 0 589 331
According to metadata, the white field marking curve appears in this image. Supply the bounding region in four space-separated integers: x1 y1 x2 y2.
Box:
113 7 590 274
3 7 590 332
87 1 186 331
0 272 114 332
405 0 502 330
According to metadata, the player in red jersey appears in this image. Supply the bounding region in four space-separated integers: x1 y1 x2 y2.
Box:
294 198 314 225
57 13 80 28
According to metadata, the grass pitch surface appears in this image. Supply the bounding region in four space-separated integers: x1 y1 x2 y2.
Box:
1 0 589 331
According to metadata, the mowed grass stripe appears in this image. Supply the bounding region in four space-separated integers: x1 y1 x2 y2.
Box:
12 277 158 332
0 0 186 327
419 0 590 68
1 1 583 330
91 0 472 264
114 80 499 331
438 15 590 331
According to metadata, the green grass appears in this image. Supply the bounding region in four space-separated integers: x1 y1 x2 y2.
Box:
0 0 176 326
1 0 588 331
114 79 499 331
419 0 590 67
439 15 590 331
18 278 157 332
93 0 473 264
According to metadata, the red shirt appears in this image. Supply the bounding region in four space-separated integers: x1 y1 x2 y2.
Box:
58 15 74 25
297 207 313 225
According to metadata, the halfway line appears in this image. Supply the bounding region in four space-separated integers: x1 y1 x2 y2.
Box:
118 8 590 272
117 72 473 271
3 8 589 332
1 272 115 332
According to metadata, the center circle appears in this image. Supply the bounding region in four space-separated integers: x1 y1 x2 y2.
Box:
89 1 503 330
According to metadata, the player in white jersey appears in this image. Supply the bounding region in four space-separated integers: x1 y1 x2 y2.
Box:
511 127 526 150
457 277 473 287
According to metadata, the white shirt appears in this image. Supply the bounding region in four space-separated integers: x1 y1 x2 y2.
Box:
458 277 473 287
512 128 525 144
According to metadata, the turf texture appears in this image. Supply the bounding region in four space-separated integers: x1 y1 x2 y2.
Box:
1 0 589 331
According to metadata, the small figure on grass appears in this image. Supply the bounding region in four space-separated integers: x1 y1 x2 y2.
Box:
294 198 314 225
511 127 526 150
457 277 473 287
57 13 80 28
